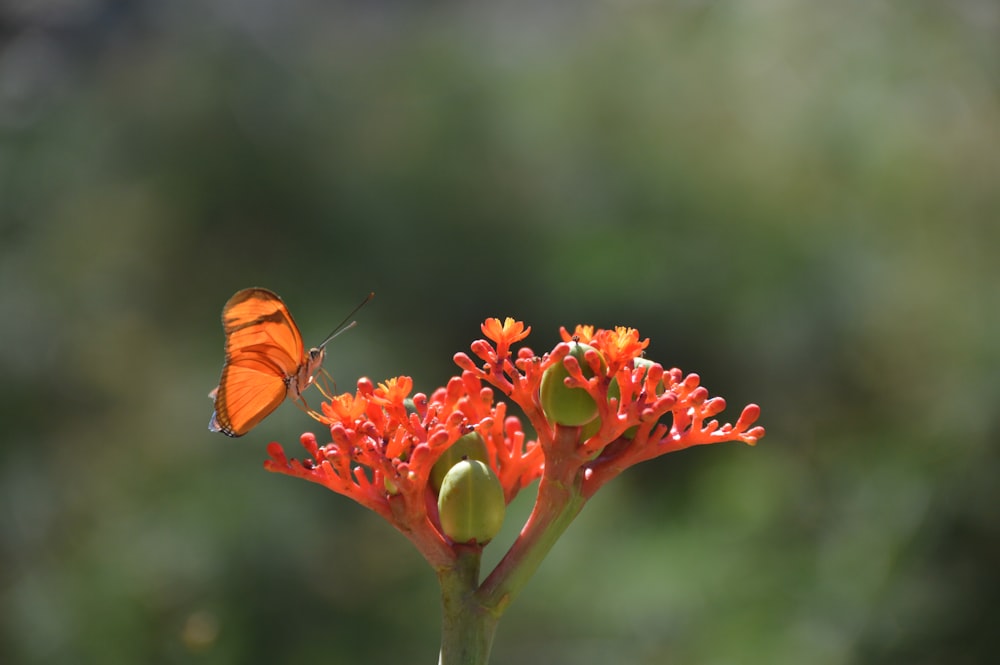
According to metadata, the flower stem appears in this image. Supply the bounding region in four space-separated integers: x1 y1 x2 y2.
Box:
477 432 588 612
437 545 498 665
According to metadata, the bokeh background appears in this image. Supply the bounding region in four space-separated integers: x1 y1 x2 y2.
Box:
2 1 997 664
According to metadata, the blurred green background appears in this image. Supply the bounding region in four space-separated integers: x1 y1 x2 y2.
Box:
2 1 997 663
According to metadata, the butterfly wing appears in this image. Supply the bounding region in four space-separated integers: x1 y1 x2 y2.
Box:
221 288 305 375
210 352 289 436
209 288 308 437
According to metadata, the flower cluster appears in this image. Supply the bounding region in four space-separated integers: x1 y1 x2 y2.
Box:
265 318 765 567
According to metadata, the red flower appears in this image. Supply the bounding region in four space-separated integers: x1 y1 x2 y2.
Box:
482 317 531 349
592 327 649 371
559 324 595 344
457 319 764 497
267 318 764 566
265 371 543 567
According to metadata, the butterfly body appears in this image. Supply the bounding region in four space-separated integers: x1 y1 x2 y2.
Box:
209 288 321 437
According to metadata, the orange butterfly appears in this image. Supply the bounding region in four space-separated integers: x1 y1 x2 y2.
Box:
209 288 372 437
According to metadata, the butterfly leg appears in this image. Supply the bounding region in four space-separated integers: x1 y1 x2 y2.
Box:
291 393 327 423
315 367 338 400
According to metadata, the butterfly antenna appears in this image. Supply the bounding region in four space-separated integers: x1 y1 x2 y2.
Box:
317 291 375 349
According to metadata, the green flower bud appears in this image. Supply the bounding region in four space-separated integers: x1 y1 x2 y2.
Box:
430 431 489 493
437 459 506 545
540 342 605 426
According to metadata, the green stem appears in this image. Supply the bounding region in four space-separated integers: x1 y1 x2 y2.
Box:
438 546 498 665
436 428 590 663
477 472 586 612
477 424 589 612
